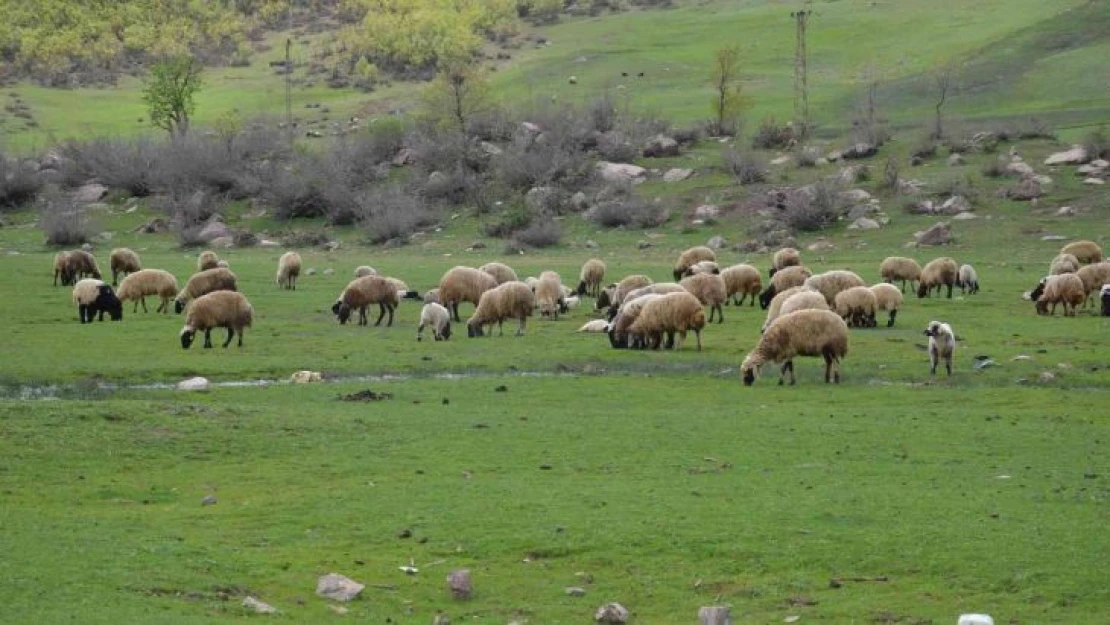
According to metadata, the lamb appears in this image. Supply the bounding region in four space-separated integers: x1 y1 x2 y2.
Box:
1031 274 1085 317
67 250 101 282
417 302 452 341
924 320 956 376
1060 240 1104 265
679 272 727 323
672 246 716 281
779 290 829 317
804 270 866 307
1049 253 1079 275
53 251 72 286
117 269 179 314
1076 262 1110 307
174 268 238 314
741 309 849 385
109 248 141 286
1102 284 1110 317
332 275 399 326
354 265 378 277
628 291 707 351
423 288 440 305
770 247 801 277
758 265 812 308
834 286 878 328
479 262 519 285
956 264 980 294
916 257 959 299
535 272 565 319
466 281 535 337
879 256 922 293
180 291 253 349
72 279 123 324
197 250 220 272
276 251 302 290
682 260 720 277
870 283 904 327
578 319 611 333
438 266 498 322
608 293 664 349
721 264 762 306
576 259 607 297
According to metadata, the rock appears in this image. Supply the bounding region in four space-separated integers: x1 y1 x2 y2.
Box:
1083 177 1105 185
323 268 335 275
1011 354 1033 361
973 359 997 371
584 239 599 249
898 179 925 195
848 217 880 230
770 155 792 166
847 204 880 220
836 165 865 184
841 143 877 160
258 239 281 247
1038 371 1056 383
201 494 218 506
568 75 578 85
80 243 94 252
196 218 232 244
915 222 951 246
939 195 971 215
947 153 965 166
291 371 322 384
952 211 978 221
826 150 843 162
566 587 587 597
521 121 542 134
177 377 210 391
571 191 589 211
595 603 629 623
306 268 317 276
642 134 679 158
242 596 278 614
447 569 472 599
208 236 234 249
957 615 994 625
134 217 169 234
468 241 487 250
316 573 365 602
324 241 340 252
1056 206 1076 216
839 189 871 204
663 168 693 183
693 204 720 220
479 141 502 156
1030 174 1053 185
428 171 448 186
706 235 726 249
433 614 451 625
910 155 924 167
596 162 647 184
391 148 414 167
525 186 559 213
73 183 108 204
637 240 652 250
1043 145 1088 166
999 178 1042 201
1040 234 1067 241
699 606 731 625
1006 161 1034 177
807 240 835 252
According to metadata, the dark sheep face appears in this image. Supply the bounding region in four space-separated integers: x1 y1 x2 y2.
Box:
1028 278 1048 303
596 289 612 311
758 285 776 309
174 299 186 314
96 287 123 321
916 283 928 298
402 290 421 301
466 321 483 338
742 366 756 386
576 281 587 296
336 304 353 325
440 323 452 341
180 329 196 349
331 300 343 316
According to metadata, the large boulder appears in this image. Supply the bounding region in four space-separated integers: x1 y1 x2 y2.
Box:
73 183 108 204
693 204 719 220
841 143 878 160
1006 161 1034 177
642 134 680 158
938 195 971 215
848 217 880 230
316 573 364 602
177 377 210 391
839 189 871 204
195 217 232 243
663 168 693 183
1043 145 1089 166
596 162 647 184
915 222 951 246
998 178 1043 201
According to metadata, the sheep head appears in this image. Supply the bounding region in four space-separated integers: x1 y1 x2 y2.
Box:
180 327 197 349
758 285 776 309
466 320 484 338
174 299 186 314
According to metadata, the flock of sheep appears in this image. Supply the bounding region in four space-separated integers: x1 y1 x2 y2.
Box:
50 236 1108 384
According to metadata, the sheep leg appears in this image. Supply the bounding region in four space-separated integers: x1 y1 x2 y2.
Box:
451 302 461 322
374 303 385 326
112 271 118 287
887 309 897 327
777 361 789 385
694 329 702 352
78 304 87 324
944 354 952 376
140 297 148 313
498 320 504 336
516 317 526 336
946 282 953 299
929 351 938 375
386 303 395 327
223 328 235 348
238 328 245 347
715 304 723 323
203 329 213 348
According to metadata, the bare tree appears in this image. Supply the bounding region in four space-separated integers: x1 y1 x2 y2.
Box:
931 66 955 140
709 46 747 136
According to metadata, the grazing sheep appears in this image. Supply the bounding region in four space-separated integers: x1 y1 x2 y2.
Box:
761 285 813 332
608 293 664 349
423 288 440 305
680 272 727 323
524 276 540 289
276 251 302 290
617 283 685 313
174 268 238 314
721 264 762 306
576 259 607 297
467 281 535 337
804 270 867 307
68 250 101 281
779 290 830 317
479 262 520 285
438 266 498 322
879 256 922 293
578 319 610 333
72 279 123 324
628 291 707 351
870 283 904 327
216 260 230 269
770 247 801 277
332 276 399 326
758 265 812 308
354 265 378 277
383 277 420 301
53 251 73 286
180 291 253 349
1076 262 1110 307
117 269 179 314
924 320 956 376
109 248 141 286
741 309 849 385
672 246 717 281
535 272 564 319
596 284 617 310
1031 274 1085 317
916 257 959 299
1060 240 1104 265
197 250 220 272
612 274 654 307
956 264 980 294
682 260 720 277
834 286 878 328
1101 284 1110 317
1049 253 1079 275
563 295 580 310
417 302 452 341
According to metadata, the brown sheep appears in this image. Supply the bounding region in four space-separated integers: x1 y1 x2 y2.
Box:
833 285 878 328
1060 240 1104 265
479 262 520 285
276 251 302 290
804 270 867 307
759 265 812 308
174 268 238 314
870 283 904 327
721 264 762 306
628 291 707 351
611 274 654 308
535 272 564 319
117 269 179 314
680 272 727 323
1032 274 1085 317
879 256 922 293
1076 262 1110 308
332 276 399 326
576 259 607 297
607 293 664 349
109 248 141 286
53 251 73 286
682 260 720 277
180 291 253 349
761 285 813 333
779 290 829 317
916 257 958 299
770 247 801 277
68 250 101 282
197 250 220 272
672 246 716 281
741 309 849 386
1049 253 1079 275
467 281 535 337
439 266 498 322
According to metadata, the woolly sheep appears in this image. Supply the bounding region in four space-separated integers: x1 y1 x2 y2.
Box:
869 283 904 327
680 272 727 323
479 262 519 285
924 320 956 376
628 291 707 351
615 283 685 318
180 291 253 349
607 293 664 349
524 276 540 289
916 257 958 299
779 290 830 317
417 302 452 341
438 266 498 322
741 309 849 385
72 279 123 324
332 275 399 326
109 247 141 286
1076 262 1110 307
804 270 867 307
117 269 179 314
576 259 607 297
467 281 535 337
577 319 610 333
758 265 812 308
423 288 440 305
672 246 716 281
596 284 617 310
721 264 762 306
384 277 419 301
563 295 580 310
1102 284 1110 317
834 286 878 328
197 250 220 272
68 250 101 282
216 260 230 269
535 272 564 319
174 268 238 314
879 256 922 293
683 260 720 277
354 265 378 277
956 264 979 294
761 285 814 333
612 274 654 307
1060 240 1104 265
52 251 72 286
1032 274 1085 317
1049 253 1079 275
276 251 302 290
770 247 801 277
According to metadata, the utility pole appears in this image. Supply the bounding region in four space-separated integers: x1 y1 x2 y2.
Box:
285 38 293 137
791 9 811 139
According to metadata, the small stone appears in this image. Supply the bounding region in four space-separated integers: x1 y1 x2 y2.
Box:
177 377 210 391
806 240 835 252
957 615 995 625
328 605 349 615
571 192 590 211
584 239 599 249
201 494 218 506
952 211 977 221
848 217 880 230
1043 145 1088 166
595 602 629 623
915 222 951 246
770 155 791 166
839 189 871 203
1056 206 1076 216
447 569 472 599
663 168 693 183
948 153 965 166
566 587 587 597
242 596 278 614
306 268 317 276
433 614 452 625
1083 177 1105 185
637 240 652 250
1038 371 1056 383
316 573 365 602
784 617 800 624
290 371 322 384
973 359 997 371
1011 355 1033 361
568 75 578 85
323 268 335 275
1040 235 1067 241
706 235 726 249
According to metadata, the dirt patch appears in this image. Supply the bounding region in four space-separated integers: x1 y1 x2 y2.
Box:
340 389 393 402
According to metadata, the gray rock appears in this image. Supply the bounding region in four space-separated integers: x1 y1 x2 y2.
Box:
521 121 542 134
242 596 277 614
571 192 589 211
770 155 791 166
323 268 335 276
807 240 835 251
208 236 234 249
1040 235 1067 241
847 204 880 220
428 171 447 186
1083 177 1105 185
258 239 281 247
915 222 951 246
1056 206 1076 216
1043 145 1089 166
177 377 210 391
693 204 720 220
841 143 877 160
201 494 218 506
848 217 880 230
999 178 1042 201
595 603 629 624
706 235 726 249
447 569 472 599
316 573 365 602
973 359 997 371
939 195 971 215
1006 161 1034 177
196 219 231 244
637 240 652 250
663 168 693 183
948 153 965 166
1038 371 1056 383
324 241 340 252
566 586 587 597
479 141 502 156
525 186 559 213
584 239 599 249
839 189 871 204
391 148 414 167
134 217 169 234
306 268 317 276
596 162 647 184
643 134 679 158
952 211 978 221
73 183 108 204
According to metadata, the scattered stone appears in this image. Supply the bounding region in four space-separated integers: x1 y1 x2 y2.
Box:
839 189 871 204
1038 371 1056 383
836 165 866 184
947 153 965 166
998 178 1042 201
433 614 451 625
1083 177 1105 185
596 162 647 184
706 235 726 249
134 217 169 234
290 371 322 384
841 143 877 160
201 494 218 506
1006 161 1034 177
848 217 880 230
571 191 589 211
391 148 414 167
693 204 720 220
699 606 731 625
939 196 971 215
521 121 542 134
73 183 108 204
1030 174 1053 185
637 240 652 250
316 573 365 602
595 602 629 624
1011 355 1033 362
770 155 792 166
258 239 281 247
898 179 926 195
329 605 349 615
305 268 317 276
952 211 977 221
806 240 835 252
1040 234 1067 241
479 141 502 156
642 134 680 158
566 587 587 597
663 168 693 183
915 222 951 246
177 376 210 391
196 218 232 244
208 236 234 249
568 75 578 85
973 359 997 371
1043 145 1088 166
525 186 559 213
242 596 278 614
81 243 94 252
447 569 472 599
957 615 994 625
584 239 599 249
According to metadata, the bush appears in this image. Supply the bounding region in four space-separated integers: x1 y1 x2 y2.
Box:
1084 126 1109 160
671 123 704 146
751 117 794 150
586 95 618 134
59 137 162 197
794 145 820 168
781 182 840 232
279 230 333 248
0 157 44 209
981 159 1007 178
40 194 98 246
354 117 409 164
481 205 533 238
722 147 767 184
586 184 669 228
595 131 638 162
910 137 938 160
935 175 979 205
879 156 900 194
1017 117 1055 140
359 186 436 245
512 218 562 248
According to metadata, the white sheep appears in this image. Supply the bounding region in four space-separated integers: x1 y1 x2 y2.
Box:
479 262 520 285
721 264 762 306
276 251 302 290
72 279 123 323
673 246 716 281
956 264 979 294
576 259 607 297
417 302 452 341
869 283 903 327
924 320 956 376
117 269 179 314
197 250 220 272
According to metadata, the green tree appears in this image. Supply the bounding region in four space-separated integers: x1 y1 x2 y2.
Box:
142 56 203 137
709 45 748 136
420 61 490 134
